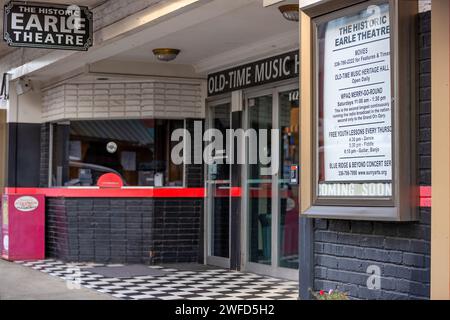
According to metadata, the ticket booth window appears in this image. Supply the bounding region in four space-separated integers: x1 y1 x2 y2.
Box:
51 119 184 187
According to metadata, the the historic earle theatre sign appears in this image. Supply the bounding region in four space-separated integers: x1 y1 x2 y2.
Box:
3 1 93 51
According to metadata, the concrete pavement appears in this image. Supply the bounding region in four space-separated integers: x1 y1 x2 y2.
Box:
0 259 114 300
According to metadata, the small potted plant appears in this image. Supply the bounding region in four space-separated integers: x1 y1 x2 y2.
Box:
311 289 349 300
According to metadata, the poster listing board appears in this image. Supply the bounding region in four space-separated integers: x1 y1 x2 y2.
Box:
317 2 393 199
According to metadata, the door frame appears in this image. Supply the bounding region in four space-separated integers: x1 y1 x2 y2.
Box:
204 97 232 269
241 81 299 281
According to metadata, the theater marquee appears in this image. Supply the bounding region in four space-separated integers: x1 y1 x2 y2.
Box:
301 0 418 221
3 1 93 51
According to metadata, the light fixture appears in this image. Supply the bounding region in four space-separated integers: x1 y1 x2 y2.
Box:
279 4 299 22
152 48 181 62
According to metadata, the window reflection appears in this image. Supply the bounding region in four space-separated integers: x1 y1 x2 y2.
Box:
279 90 299 269
52 119 184 187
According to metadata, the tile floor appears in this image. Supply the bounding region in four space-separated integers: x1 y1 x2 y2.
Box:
18 260 299 300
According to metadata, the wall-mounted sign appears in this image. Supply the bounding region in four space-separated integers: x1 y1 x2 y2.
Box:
3 1 93 51
14 196 39 212
208 50 299 96
319 2 392 197
301 0 418 221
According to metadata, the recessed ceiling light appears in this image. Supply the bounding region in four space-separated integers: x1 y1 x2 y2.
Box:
279 4 299 22
152 48 181 62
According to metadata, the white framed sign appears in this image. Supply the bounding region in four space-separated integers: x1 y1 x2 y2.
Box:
319 2 393 197
303 0 418 221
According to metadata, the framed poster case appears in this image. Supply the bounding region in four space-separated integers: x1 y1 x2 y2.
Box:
301 0 418 221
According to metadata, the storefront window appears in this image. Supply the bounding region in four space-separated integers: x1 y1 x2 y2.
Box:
51 119 184 187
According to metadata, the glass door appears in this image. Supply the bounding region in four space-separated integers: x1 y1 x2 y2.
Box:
243 84 299 280
247 94 273 267
278 89 300 271
206 100 231 268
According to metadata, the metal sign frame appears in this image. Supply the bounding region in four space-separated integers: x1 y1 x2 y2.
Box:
302 0 418 221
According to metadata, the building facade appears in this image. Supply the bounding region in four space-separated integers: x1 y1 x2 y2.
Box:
0 0 447 300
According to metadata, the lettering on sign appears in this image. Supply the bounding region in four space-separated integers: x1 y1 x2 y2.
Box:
3 1 93 51
317 4 393 197
208 51 299 96
14 196 39 212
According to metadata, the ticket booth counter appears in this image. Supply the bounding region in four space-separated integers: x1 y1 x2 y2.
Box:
1 116 206 265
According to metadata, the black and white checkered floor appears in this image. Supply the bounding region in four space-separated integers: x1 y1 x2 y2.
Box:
17 260 299 300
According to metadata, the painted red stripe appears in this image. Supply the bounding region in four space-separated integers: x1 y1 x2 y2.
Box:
3 186 433 208
4 187 206 198
213 187 242 198
230 187 242 197
419 186 432 208
419 186 432 197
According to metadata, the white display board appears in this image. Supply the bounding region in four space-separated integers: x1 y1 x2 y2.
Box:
319 3 393 197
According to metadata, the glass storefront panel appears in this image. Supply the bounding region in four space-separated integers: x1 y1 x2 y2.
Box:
248 95 273 266
208 104 231 182
211 184 230 258
278 90 300 269
208 103 231 259
51 119 184 187
208 83 300 277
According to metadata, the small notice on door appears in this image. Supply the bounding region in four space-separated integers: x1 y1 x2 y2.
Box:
318 3 393 197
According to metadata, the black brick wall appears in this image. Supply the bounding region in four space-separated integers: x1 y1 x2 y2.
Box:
46 197 203 264
152 199 203 264
313 12 431 300
40 123 50 188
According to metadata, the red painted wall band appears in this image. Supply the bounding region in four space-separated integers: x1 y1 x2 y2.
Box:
419 186 431 208
4 187 206 198
4 186 432 208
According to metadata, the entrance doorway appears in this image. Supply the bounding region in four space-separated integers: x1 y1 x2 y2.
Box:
242 83 299 280
205 82 299 280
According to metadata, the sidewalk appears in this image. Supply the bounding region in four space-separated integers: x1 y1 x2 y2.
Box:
0 259 113 300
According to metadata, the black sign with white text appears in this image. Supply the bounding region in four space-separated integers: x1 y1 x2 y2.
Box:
3 1 93 51
207 50 299 96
